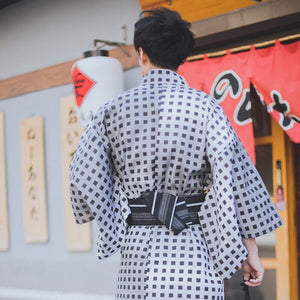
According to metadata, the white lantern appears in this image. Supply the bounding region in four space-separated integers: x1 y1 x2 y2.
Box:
72 50 124 128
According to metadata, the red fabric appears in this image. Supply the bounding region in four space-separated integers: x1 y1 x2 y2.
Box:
250 40 300 143
179 51 255 162
179 40 300 163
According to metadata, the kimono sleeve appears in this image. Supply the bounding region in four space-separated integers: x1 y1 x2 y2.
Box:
69 106 130 258
205 101 283 239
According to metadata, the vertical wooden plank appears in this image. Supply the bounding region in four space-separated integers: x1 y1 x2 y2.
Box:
0 112 9 250
20 116 48 243
60 95 91 251
271 120 290 300
285 136 298 300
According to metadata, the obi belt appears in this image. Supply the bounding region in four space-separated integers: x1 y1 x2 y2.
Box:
127 190 205 235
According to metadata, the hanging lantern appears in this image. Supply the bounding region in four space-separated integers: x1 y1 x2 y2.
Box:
71 49 124 128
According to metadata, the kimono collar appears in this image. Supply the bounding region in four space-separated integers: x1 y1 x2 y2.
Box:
141 68 187 87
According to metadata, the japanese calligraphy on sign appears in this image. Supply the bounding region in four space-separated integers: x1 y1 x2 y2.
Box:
0 112 9 251
20 116 48 243
60 95 91 251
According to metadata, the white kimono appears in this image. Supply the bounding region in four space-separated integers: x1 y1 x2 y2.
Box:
70 69 282 299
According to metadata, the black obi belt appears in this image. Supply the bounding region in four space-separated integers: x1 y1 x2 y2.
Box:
127 190 205 235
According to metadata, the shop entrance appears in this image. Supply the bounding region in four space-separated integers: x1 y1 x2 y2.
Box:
225 96 298 300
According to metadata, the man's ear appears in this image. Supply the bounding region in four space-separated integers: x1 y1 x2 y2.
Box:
138 47 149 65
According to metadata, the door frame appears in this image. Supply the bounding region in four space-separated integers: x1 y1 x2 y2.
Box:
255 119 298 300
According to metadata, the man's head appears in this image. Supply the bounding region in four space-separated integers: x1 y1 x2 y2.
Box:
134 7 194 72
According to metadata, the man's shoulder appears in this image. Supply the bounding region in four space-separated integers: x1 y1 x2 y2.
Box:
182 86 216 106
108 86 141 105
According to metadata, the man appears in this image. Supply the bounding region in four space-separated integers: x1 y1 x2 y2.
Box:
70 8 282 299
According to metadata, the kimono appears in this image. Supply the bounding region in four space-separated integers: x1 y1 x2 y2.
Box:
70 69 282 300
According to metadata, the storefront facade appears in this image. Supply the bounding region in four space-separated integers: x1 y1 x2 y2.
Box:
0 0 299 299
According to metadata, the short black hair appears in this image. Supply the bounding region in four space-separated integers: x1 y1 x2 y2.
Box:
134 7 195 70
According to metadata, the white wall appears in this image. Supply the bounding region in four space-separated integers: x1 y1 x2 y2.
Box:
0 0 142 298
0 0 141 79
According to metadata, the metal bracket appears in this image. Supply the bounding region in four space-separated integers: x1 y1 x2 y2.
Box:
93 39 130 57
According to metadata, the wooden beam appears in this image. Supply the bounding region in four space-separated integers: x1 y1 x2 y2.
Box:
0 45 138 101
191 12 300 55
261 258 277 269
138 0 269 23
188 33 300 61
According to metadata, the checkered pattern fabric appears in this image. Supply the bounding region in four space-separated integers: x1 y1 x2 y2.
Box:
117 225 224 300
70 69 282 298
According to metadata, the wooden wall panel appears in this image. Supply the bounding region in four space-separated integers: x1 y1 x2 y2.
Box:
20 116 48 243
60 95 91 251
139 0 270 22
0 112 9 251
295 142 300 294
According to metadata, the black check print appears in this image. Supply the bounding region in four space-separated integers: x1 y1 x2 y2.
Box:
70 69 282 299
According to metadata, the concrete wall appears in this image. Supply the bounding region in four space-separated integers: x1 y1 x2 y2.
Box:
0 0 141 79
0 0 142 298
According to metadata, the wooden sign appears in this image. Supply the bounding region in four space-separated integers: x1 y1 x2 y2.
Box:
60 95 91 251
0 112 9 250
20 116 48 243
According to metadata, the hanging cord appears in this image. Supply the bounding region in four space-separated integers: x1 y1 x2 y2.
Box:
240 275 253 300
